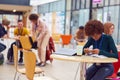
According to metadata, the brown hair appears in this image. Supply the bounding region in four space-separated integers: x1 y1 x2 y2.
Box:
76 26 85 39
2 19 10 26
104 22 114 35
29 13 39 21
85 20 104 36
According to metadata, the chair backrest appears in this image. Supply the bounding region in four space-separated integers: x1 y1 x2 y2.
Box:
52 33 61 43
61 35 72 45
13 45 18 71
77 41 86 46
23 50 36 80
19 36 32 50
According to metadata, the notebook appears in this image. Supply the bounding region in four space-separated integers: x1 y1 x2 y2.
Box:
53 48 77 56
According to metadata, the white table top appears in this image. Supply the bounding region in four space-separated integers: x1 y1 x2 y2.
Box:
51 54 118 63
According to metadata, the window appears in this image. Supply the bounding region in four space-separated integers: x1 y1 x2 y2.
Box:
72 0 76 10
86 0 90 8
105 0 109 6
76 0 80 9
81 0 85 9
110 0 119 5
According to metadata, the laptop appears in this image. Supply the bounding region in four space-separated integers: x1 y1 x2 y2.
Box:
53 48 77 56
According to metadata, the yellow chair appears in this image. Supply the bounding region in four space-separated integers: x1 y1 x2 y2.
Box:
13 45 26 80
13 45 44 80
19 36 32 50
52 33 61 44
23 50 55 80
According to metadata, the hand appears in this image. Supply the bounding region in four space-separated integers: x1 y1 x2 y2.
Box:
84 48 90 54
91 49 100 54
3 34 8 38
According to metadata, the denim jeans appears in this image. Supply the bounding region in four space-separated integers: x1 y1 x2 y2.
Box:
0 43 6 52
85 63 114 80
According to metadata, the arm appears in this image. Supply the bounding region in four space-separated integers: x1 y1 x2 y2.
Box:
99 36 118 59
82 38 93 55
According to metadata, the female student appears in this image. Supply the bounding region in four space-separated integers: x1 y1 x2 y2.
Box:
83 20 118 80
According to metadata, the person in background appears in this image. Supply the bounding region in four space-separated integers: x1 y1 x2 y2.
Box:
74 26 86 42
104 22 114 35
83 20 118 80
0 20 9 53
29 13 50 67
104 22 120 78
2 19 10 33
9 20 29 63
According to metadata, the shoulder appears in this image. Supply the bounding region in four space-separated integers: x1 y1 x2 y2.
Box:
103 34 112 40
23 27 28 30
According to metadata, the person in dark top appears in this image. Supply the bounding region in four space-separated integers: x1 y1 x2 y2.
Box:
0 23 8 52
83 20 118 80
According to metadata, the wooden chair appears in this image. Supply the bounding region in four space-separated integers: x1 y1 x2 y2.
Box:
13 45 44 80
19 36 32 50
23 50 55 80
61 34 72 47
13 45 26 80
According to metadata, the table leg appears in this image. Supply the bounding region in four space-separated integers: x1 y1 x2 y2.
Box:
80 62 86 80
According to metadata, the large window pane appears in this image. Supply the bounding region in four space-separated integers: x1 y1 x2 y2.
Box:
103 6 119 43
110 0 119 5
76 0 80 9
66 0 72 11
72 0 76 10
81 0 85 9
86 0 90 8
79 9 89 26
105 0 109 6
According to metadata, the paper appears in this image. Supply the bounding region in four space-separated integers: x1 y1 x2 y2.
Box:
89 54 108 58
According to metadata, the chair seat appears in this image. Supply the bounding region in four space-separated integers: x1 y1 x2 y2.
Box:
17 68 26 74
34 76 55 80
17 67 43 74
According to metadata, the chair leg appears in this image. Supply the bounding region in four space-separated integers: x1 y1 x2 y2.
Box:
17 74 21 80
14 71 17 80
74 63 80 80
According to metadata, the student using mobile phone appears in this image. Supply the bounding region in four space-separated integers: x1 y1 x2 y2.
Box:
83 20 118 80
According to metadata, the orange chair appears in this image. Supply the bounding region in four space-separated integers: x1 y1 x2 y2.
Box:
61 34 72 47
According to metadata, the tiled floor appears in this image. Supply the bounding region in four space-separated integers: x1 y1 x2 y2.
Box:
0 39 80 80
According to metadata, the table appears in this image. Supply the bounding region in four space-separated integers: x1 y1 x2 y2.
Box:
51 54 118 80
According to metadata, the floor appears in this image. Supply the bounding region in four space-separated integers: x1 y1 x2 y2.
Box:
0 39 81 80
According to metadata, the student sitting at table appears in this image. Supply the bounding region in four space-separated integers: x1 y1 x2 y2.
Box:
83 20 118 80
104 22 120 78
74 26 87 42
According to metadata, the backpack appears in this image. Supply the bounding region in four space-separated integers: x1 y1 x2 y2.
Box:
7 48 13 61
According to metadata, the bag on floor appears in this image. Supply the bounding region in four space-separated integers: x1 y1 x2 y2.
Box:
0 53 4 65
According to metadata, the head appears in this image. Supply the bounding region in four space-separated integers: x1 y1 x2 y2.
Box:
79 26 84 30
104 22 114 35
29 13 39 24
17 20 23 29
85 20 104 40
2 19 10 26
